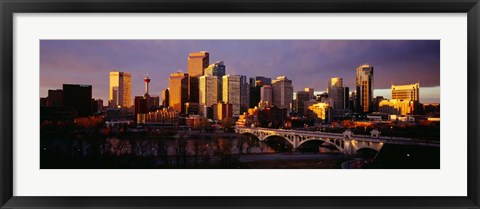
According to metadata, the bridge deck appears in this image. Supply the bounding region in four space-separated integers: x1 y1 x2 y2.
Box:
236 127 439 147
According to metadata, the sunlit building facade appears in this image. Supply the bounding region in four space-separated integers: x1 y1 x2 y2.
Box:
392 83 420 102
188 51 209 103
205 61 226 101
307 102 331 123
109 71 131 108
199 75 218 116
378 99 416 116
222 75 241 116
355 64 374 113
169 72 188 113
272 76 293 111
327 77 350 116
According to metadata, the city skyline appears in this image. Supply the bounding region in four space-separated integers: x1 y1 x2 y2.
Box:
40 40 440 103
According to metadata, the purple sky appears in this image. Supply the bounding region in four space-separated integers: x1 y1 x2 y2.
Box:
40 40 440 103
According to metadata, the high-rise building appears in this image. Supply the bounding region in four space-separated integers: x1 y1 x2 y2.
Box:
304 88 315 99
109 71 132 108
295 90 310 116
260 85 273 105
255 76 272 86
169 72 189 113
63 84 92 117
204 61 226 101
134 96 149 123
392 82 420 102
47 89 63 106
204 61 226 76
355 64 374 113
213 102 233 121
249 76 272 108
188 51 209 77
222 75 241 116
188 51 209 103
272 76 293 111
327 77 349 111
199 75 218 116
239 75 250 114
162 88 169 107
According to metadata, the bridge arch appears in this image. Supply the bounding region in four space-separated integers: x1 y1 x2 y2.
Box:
297 138 344 152
263 134 294 145
239 132 261 142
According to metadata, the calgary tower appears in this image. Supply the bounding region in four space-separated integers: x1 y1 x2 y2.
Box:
144 76 151 98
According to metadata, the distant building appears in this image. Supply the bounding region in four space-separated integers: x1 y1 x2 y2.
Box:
204 61 226 101
378 99 415 116
169 72 189 113
40 98 47 107
223 75 241 116
295 90 310 116
213 102 233 121
185 102 199 115
304 88 315 99
47 89 63 107
63 84 93 117
134 96 149 123
355 64 374 113
188 51 209 77
188 51 209 103
249 76 271 108
137 108 179 127
199 75 218 116
240 75 250 114
93 99 103 113
260 85 273 105
327 77 350 117
307 102 332 123
109 70 131 108
392 83 420 102
162 88 169 107
272 76 293 111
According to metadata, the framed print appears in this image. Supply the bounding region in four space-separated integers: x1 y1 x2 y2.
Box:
1 0 479 208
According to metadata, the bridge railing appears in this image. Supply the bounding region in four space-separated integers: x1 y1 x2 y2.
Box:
236 127 440 146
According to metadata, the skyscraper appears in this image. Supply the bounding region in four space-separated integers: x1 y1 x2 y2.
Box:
392 82 420 102
188 51 209 77
199 75 218 116
260 85 273 105
109 71 132 108
162 88 169 107
188 51 209 103
304 88 315 99
249 76 272 108
327 77 348 110
295 90 310 116
169 72 189 113
355 64 374 113
272 76 293 111
204 61 226 101
63 84 92 117
239 75 250 114
222 75 241 116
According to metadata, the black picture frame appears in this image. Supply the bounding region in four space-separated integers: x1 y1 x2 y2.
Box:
1 0 479 208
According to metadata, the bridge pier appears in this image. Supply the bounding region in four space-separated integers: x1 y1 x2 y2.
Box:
292 136 299 151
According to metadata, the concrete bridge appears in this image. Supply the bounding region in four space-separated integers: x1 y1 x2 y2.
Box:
235 127 439 155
